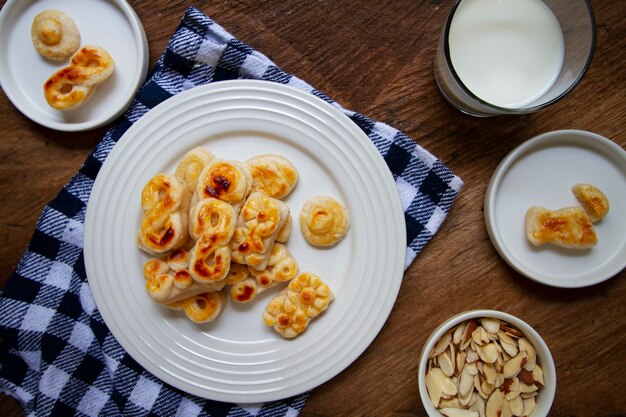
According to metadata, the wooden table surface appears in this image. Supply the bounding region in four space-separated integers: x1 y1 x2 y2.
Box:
1 1 624 416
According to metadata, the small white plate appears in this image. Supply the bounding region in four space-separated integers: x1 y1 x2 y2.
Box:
0 0 148 131
485 130 626 288
84 80 406 402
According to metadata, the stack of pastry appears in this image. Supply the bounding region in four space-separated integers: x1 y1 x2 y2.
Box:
139 148 338 337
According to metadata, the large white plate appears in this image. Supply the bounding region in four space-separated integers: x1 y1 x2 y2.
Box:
84 80 406 402
485 130 626 288
0 0 148 131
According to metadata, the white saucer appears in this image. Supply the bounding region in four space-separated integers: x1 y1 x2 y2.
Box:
0 0 148 131
485 130 626 288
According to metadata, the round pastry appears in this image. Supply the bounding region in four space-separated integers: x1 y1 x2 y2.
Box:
137 174 189 255
246 154 299 199
182 292 223 323
299 195 350 246
193 160 251 210
571 183 609 223
174 147 215 194
31 10 80 61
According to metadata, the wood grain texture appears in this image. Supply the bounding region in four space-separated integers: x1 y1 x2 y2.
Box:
0 1 624 416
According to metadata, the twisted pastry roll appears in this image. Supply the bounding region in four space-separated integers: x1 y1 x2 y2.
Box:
143 249 225 304
230 192 290 271
193 160 252 213
245 155 299 199
189 198 236 243
137 174 190 255
174 147 215 195
300 195 350 246
44 45 115 110
525 206 597 249
167 292 224 323
189 237 232 284
31 10 80 61
230 243 298 303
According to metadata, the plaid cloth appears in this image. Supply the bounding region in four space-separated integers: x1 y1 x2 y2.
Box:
0 6 463 417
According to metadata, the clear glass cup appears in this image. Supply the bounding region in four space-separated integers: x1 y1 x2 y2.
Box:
434 0 595 117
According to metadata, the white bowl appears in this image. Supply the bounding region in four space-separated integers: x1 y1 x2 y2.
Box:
417 310 556 417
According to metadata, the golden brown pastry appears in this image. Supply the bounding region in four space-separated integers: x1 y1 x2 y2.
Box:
525 206 597 249
263 272 333 338
31 10 80 61
137 174 190 255
276 214 292 243
285 272 334 319
572 183 609 223
192 160 252 213
246 154 299 199
188 238 232 284
229 243 298 303
230 192 290 271
43 45 115 110
174 147 215 195
300 195 350 246
263 292 310 339
167 292 224 323
143 249 225 304
188 198 237 243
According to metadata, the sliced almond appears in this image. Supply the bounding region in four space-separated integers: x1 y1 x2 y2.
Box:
520 391 538 399
425 369 443 407
485 389 504 417
522 397 536 415
439 352 455 377
432 332 453 358
518 338 537 371
500 399 513 417
459 367 475 397
504 378 521 400
461 319 479 350
459 386 474 407
469 394 486 417
503 352 527 378
466 349 479 363
500 339 519 357
478 343 499 364
520 383 538 394
453 322 467 345
439 408 479 417
481 318 500 334
431 367 458 396
501 323 523 338
456 350 467 375
440 397 462 408
483 363 497 385
498 331 517 346
509 395 524 416
466 362 479 376
518 368 534 385
532 364 544 387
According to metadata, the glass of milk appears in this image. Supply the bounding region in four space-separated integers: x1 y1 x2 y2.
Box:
434 0 595 116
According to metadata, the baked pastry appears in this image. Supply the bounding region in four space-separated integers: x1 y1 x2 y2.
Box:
285 272 334 319
230 243 298 303
276 214 292 243
137 174 190 255
143 249 225 304
188 198 237 243
174 147 215 195
525 206 597 249
572 183 609 223
263 292 310 338
31 10 80 61
192 160 252 213
167 292 224 323
44 45 115 110
230 192 290 271
246 154 299 199
188 238 232 284
300 195 350 246
263 272 333 338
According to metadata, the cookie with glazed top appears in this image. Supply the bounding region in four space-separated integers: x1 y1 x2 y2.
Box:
31 10 80 61
300 195 350 246
571 183 609 223
525 206 597 249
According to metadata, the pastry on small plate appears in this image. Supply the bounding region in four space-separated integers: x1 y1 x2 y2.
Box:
31 10 80 61
525 206 597 250
246 154 299 199
300 195 349 246
572 183 609 223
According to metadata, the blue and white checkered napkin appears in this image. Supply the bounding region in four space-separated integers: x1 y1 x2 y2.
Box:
0 7 462 417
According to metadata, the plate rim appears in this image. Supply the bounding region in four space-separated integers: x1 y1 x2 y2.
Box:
84 79 407 402
0 0 149 132
484 129 626 288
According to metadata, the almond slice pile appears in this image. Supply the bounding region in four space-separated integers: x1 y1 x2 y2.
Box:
425 318 544 417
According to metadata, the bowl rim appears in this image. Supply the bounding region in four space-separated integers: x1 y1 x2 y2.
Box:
417 309 556 417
